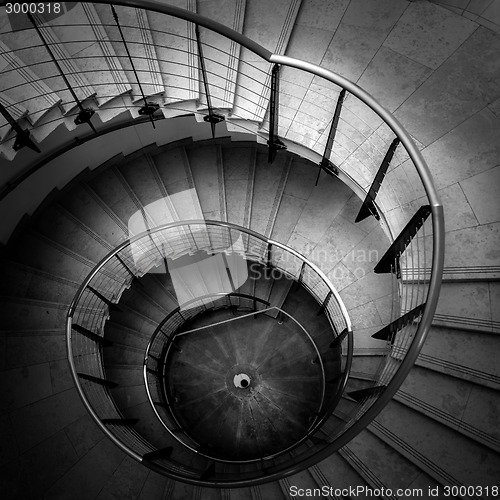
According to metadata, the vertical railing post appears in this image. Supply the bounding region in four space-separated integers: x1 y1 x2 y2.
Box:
28 12 97 132
374 205 432 278
267 64 286 163
116 254 142 287
222 253 236 292
294 261 306 291
315 88 346 185
371 304 426 343
266 242 272 268
72 323 113 347
277 309 284 324
0 100 40 153
195 26 224 138
317 291 332 316
87 285 122 312
355 138 400 222
111 6 159 127
329 327 348 348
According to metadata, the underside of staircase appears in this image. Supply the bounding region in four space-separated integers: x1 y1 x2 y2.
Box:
0 0 499 499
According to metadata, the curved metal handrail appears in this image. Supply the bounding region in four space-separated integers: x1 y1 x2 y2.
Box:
67 219 352 485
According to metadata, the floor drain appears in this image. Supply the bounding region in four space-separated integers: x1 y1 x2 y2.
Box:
233 373 251 389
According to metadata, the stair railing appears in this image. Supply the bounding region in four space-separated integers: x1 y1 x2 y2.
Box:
0 0 445 485
67 220 352 485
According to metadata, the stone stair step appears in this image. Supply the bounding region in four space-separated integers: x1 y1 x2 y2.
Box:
196 0 246 111
146 0 198 106
310 453 374 499
95 455 151 500
341 429 438 499
371 400 500 490
344 377 374 396
281 285 330 337
0 257 79 303
93 4 164 103
0 295 72 331
280 469 326 500
415 325 500 391
152 141 211 249
400 222 500 283
267 269 294 316
105 364 144 388
58 182 129 249
401 281 500 334
350 354 385 380
232 0 302 121
32 203 114 265
0 90 28 141
270 156 317 245
222 142 256 230
7 229 126 299
139 272 179 312
44 3 131 107
250 148 290 237
148 270 183 307
119 285 169 324
251 482 285 500
137 472 177 500
0 38 62 124
0 17 96 113
114 400 186 456
187 140 227 222
2 328 66 371
103 342 144 367
86 163 146 232
34 435 124 500
108 302 158 337
252 262 273 305
118 151 184 231
104 320 151 352
396 365 500 453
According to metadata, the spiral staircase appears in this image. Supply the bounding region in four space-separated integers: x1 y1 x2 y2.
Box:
0 0 499 498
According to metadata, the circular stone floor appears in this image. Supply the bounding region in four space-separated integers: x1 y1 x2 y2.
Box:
164 310 324 461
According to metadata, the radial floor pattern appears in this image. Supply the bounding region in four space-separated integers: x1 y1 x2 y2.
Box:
166 310 324 461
